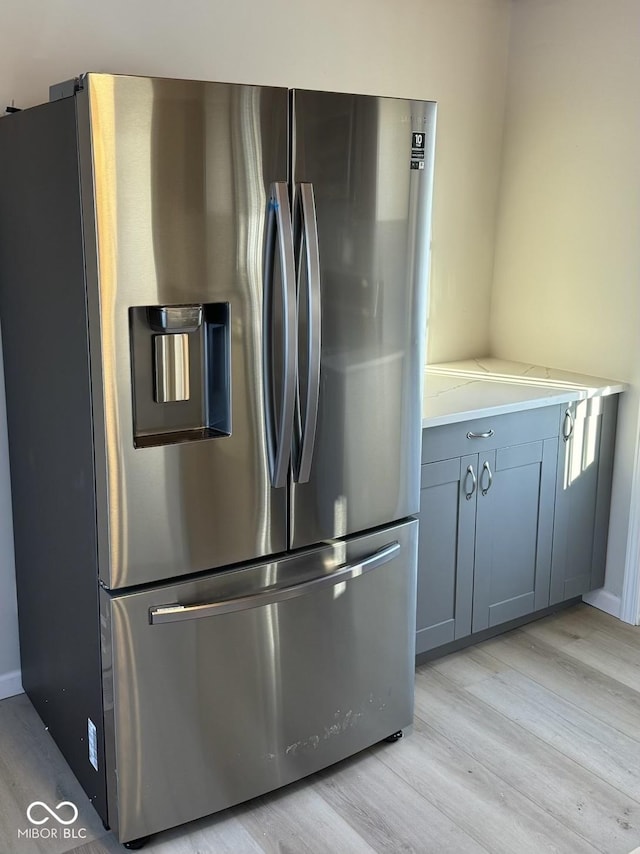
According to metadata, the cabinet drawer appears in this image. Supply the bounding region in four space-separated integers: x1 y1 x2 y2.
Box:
422 405 560 464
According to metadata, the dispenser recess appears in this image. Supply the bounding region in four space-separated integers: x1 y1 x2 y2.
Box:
129 302 231 448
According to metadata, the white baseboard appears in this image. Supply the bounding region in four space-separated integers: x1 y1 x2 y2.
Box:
0 669 23 700
582 588 622 620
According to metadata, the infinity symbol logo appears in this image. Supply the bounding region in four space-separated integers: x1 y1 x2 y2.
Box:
26 801 79 826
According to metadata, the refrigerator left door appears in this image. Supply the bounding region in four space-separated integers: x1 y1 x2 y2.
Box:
77 74 290 589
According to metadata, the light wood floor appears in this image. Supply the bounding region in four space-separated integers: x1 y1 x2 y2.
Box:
1 603 640 854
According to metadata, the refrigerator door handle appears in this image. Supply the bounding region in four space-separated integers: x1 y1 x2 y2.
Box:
293 183 322 484
263 182 297 488
149 541 400 624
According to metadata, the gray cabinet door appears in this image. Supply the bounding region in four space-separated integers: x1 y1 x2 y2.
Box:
473 439 557 632
416 455 476 653
550 395 618 603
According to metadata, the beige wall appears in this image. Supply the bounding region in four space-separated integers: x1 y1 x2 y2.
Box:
0 0 512 687
490 0 640 599
0 0 512 367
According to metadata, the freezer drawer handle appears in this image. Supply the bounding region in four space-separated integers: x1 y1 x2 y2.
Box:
149 541 400 625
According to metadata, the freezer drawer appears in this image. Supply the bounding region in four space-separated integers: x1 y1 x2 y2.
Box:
101 519 417 843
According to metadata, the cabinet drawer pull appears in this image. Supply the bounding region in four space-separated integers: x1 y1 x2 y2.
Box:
467 429 495 440
480 460 493 496
562 409 574 442
464 465 477 500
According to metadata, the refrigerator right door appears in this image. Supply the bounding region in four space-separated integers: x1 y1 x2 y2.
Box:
290 91 436 549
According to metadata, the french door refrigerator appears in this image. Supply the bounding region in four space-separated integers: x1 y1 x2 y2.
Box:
0 73 436 846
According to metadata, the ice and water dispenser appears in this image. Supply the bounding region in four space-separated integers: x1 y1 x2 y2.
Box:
129 303 231 448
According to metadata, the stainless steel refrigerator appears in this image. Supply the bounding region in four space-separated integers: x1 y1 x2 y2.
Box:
0 73 436 846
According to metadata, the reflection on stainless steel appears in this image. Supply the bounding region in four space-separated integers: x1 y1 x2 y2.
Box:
229 84 271 557
106 520 417 842
85 75 289 588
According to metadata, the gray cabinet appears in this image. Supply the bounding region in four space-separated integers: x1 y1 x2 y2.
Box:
550 395 618 603
416 456 476 654
418 406 559 653
473 439 557 631
418 395 620 656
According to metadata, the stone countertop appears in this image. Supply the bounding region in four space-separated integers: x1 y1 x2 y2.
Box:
423 357 627 428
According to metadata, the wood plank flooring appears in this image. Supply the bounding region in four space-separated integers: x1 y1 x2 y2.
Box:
1 603 639 853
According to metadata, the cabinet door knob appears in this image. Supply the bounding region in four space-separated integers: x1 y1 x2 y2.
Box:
464 464 477 500
467 429 495 440
562 409 574 442
480 460 493 496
